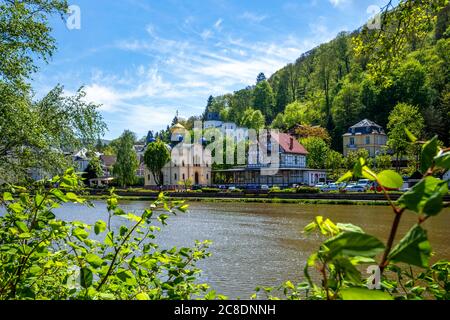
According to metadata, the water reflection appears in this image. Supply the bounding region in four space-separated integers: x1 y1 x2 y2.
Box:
55 201 450 299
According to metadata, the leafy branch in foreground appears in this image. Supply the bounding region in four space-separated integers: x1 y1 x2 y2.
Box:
258 131 449 300
0 168 221 300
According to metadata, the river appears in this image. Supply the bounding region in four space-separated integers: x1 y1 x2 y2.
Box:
55 200 450 299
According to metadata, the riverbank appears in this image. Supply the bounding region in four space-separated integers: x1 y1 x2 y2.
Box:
85 195 392 206
85 189 450 206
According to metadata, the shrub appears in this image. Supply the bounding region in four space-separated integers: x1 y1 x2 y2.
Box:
269 188 297 194
258 134 450 301
0 169 218 300
201 188 221 193
296 187 320 194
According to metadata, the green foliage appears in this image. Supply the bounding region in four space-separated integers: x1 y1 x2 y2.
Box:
113 131 139 187
374 154 392 171
264 134 449 301
144 140 171 187
295 186 320 194
253 80 275 122
201 188 221 193
300 137 329 169
0 169 215 300
353 0 448 87
398 176 448 216
387 103 425 170
272 101 323 130
340 287 393 300
331 81 364 136
84 157 104 182
0 84 106 183
377 170 403 189
240 108 265 130
0 0 69 87
388 225 431 268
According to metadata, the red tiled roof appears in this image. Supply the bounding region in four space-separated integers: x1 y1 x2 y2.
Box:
272 133 309 155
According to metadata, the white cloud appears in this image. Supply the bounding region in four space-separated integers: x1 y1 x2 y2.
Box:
329 0 352 8
239 12 267 23
201 29 213 40
85 20 336 137
214 18 223 31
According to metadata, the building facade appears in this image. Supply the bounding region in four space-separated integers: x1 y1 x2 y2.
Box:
213 132 327 187
204 112 249 143
343 119 388 157
144 142 212 188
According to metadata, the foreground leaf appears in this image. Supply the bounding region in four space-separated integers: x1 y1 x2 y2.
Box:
377 170 403 189
322 232 385 260
341 288 393 300
388 225 431 268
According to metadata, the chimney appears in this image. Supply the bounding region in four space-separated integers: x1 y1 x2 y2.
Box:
290 137 294 150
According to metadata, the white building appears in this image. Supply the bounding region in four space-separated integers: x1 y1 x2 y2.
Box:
144 142 212 188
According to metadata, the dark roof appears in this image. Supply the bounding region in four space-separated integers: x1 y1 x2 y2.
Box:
206 112 221 121
409 171 423 180
272 133 309 155
350 119 382 129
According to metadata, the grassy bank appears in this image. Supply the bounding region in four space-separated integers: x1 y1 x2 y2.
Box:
85 195 392 206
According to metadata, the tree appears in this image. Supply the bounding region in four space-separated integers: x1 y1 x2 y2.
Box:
345 149 371 170
300 137 330 169
84 157 103 183
387 103 425 171
274 70 292 114
0 0 68 87
332 81 365 149
0 84 106 182
113 130 138 187
312 43 337 131
285 101 322 129
253 80 275 122
256 72 267 84
144 140 171 187
375 154 393 171
178 178 193 191
293 125 331 145
227 88 254 123
0 1 106 183
271 113 287 130
325 150 344 180
353 0 447 86
240 108 265 130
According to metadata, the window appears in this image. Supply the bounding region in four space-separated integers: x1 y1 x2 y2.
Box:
366 136 371 145
206 174 209 180
148 174 151 180
174 173 177 181
182 174 185 180
350 137 355 146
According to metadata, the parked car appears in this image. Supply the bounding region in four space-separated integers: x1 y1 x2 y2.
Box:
260 185 270 191
344 184 366 193
320 183 340 192
314 183 326 188
369 181 401 192
228 186 237 191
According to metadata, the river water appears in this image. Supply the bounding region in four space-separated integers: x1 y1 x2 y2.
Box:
55 201 450 299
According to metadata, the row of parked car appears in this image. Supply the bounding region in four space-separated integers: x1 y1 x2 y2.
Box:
315 179 404 193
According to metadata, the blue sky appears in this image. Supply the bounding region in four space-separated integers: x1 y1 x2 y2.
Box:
32 0 394 140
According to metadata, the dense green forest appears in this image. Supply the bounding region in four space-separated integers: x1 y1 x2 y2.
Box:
199 3 450 152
